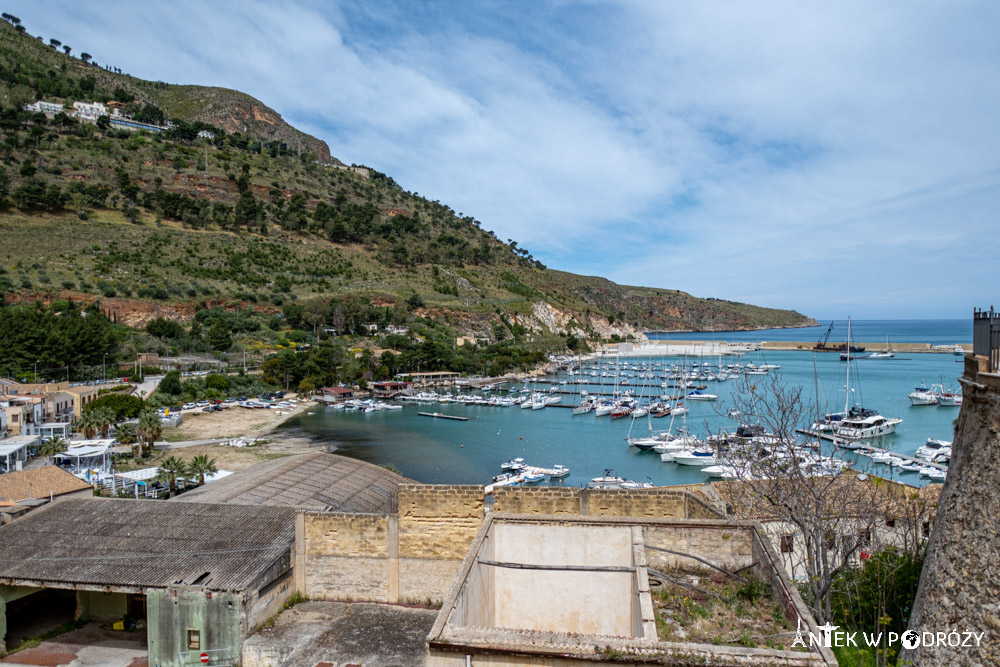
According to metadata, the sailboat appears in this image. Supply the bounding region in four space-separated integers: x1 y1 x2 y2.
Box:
869 336 895 359
832 319 902 442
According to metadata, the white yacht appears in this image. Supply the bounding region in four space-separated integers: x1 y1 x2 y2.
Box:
835 414 902 440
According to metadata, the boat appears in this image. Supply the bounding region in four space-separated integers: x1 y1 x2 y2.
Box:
522 472 545 484
908 383 939 405
954 345 965 356
500 457 526 471
835 414 902 440
672 448 718 466
588 469 626 489
813 320 865 353
548 464 570 479
915 439 952 461
685 390 718 401
937 391 963 406
869 336 895 359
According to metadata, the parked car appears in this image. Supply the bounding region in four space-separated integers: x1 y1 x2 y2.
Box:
223 397 236 404
196 400 210 407
182 403 196 410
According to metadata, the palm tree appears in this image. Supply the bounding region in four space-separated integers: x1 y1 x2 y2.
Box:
157 455 188 497
38 436 67 459
187 455 218 486
76 411 100 439
135 410 163 459
91 406 116 438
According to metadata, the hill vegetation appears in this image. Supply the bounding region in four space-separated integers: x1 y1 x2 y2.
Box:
0 16 814 382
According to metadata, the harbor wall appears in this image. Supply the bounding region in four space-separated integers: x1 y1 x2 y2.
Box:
295 485 720 605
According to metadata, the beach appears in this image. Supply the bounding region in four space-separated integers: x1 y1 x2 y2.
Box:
156 396 328 471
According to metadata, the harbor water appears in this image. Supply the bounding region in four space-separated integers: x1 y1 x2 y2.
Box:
279 323 966 489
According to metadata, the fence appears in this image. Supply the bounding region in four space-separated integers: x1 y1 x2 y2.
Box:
973 307 1000 372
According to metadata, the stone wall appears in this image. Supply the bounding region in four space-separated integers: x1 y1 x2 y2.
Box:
299 485 485 604
902 355 1000 666
643 523 754 572
493 486 722 519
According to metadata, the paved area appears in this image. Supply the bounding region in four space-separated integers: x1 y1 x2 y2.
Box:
243 601 437 667
1 624 146 667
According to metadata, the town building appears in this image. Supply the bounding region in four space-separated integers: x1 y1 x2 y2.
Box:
71 100 107 120
0 499 297 665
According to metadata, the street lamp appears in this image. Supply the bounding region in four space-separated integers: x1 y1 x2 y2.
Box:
103 353 107 383
34 360 38 382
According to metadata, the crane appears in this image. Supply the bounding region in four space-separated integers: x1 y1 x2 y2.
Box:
814 321 835 351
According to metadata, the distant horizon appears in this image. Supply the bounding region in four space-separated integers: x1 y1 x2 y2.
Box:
9 1 999 319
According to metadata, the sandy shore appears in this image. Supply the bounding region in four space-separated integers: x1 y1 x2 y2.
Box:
157 397 328 471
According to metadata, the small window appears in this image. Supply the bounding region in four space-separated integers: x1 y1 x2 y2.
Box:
187 629 200 650
886 518 896 528
780 534 794 554
922 522 931 538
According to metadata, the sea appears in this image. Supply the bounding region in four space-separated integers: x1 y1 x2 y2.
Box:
278 320 970 489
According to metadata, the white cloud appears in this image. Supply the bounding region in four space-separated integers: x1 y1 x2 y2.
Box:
10 0 1000 317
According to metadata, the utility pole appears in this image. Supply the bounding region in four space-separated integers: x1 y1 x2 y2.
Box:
103 353 107 383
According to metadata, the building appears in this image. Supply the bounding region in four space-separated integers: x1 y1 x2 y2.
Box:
0 397 42 436
0 498 297 665
0 380 97 423
71 100 107 120
175 452 411 513
427 513 836 666
197 129 215 139
712 478 940 583
319 386 354 402
371 381 410 398
394 371 461 385
0 436 38 473
0 465 92 514
23 100 64 114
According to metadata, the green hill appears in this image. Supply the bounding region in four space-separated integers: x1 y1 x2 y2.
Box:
0 17 815 347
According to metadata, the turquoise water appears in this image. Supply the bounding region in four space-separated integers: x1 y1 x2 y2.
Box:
279 347 963 489
647 319 971 346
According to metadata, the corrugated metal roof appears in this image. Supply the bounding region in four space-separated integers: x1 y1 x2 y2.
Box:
175 452 413 513
0 498 295 591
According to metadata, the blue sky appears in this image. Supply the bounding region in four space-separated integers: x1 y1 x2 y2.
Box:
12 1 1000 319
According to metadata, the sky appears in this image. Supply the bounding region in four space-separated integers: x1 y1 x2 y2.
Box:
11 1 1000 319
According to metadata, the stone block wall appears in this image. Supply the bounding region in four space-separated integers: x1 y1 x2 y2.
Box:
643 523 754 572
492 486 723 519
398 484 484 560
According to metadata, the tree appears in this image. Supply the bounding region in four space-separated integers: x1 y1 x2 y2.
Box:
76 410 100 439
135 410 163 458
62 45 71 56
206 319 232 351
90 406 116 438
157 455 188 497
96 114 110 131
713 373 903 626
187 454 217 486
115 422 137 448
39 436 66 458
157 370 183 396
81 52 92 64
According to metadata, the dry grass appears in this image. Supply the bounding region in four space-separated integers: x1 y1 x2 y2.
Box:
652 569 794 650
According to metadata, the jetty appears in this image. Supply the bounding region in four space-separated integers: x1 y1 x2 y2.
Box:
417 412 469 421
796 429 948 471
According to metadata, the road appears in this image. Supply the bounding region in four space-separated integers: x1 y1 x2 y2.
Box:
131 374 162 400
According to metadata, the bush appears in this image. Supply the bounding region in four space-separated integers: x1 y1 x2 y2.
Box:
83 394 145 420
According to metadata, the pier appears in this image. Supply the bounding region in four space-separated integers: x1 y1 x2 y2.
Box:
796 429 947 471
417 412 469 421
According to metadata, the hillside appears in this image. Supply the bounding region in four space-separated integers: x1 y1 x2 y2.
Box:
0 18 815 344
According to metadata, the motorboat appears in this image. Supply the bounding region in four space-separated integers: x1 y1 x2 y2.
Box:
937 392 962 406
915 439 952 461
835 414 902 440
522 472 545 484
588 469 626 489
686 390 717 401
672 448 718 466
500 458 526 471
548 464 570 479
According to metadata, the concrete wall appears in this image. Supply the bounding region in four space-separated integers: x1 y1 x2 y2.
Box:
146 588 242 667
0 584 42 656
76 590 127 621
490 523 635 636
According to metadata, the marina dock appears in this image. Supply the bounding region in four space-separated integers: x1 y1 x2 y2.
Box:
796 429 948 471
418 412 469 421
